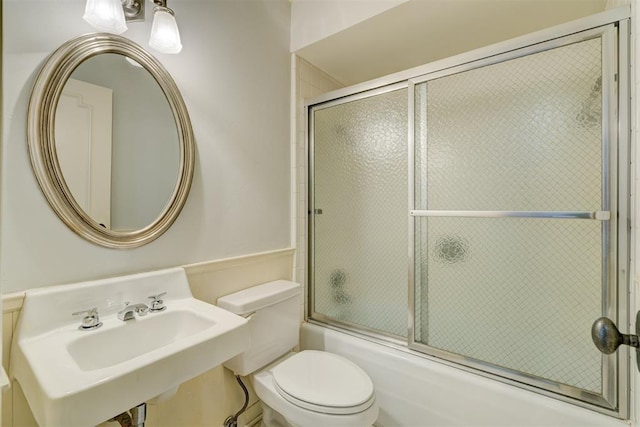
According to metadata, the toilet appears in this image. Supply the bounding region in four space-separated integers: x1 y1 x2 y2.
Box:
218 280 378 427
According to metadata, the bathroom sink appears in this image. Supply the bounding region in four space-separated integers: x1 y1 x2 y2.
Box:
11 268 250 427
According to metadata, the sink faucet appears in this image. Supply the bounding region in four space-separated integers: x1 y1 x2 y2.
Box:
72 307 103 331
117 302 149 321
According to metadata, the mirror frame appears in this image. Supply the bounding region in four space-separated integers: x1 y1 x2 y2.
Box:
27 33 195 249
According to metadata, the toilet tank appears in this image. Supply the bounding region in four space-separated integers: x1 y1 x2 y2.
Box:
218 280 302 376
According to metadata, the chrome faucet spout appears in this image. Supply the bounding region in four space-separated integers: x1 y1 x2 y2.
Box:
130 303 149 315
117 302 149 321
118 309 135 321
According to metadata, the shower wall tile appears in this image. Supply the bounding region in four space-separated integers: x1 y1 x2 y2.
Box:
302 83 315 101
293 56 344 291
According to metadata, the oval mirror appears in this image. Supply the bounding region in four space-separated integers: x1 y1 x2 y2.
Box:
27 33 195 248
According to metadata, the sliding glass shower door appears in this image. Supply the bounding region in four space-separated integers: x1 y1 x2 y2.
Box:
310 87 408 338
410 25 622 410
308 19 629 416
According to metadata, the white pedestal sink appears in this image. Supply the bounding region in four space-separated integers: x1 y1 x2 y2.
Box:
10 267 250 426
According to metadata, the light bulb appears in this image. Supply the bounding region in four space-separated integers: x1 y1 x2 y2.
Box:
83 0 128 34
149 6 183 54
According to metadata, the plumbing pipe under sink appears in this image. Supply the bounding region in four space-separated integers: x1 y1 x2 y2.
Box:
110 403 146 427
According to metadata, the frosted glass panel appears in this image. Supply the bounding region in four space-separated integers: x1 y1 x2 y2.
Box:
313 89 408 337
414 37 605 393
417 38 602 211
415 217 602 392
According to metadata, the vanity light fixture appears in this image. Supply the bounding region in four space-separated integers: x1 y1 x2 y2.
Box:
149 5 183 54
83 0 182 54
83 0 128 34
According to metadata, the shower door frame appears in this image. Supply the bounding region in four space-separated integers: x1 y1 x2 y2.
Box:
306 6 631 419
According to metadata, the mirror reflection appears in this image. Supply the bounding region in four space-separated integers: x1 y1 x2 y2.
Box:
55 53 179 231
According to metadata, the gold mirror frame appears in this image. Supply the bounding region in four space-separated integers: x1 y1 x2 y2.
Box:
27 33 195 249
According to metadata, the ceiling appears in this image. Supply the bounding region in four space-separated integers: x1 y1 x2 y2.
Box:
296 0 610 86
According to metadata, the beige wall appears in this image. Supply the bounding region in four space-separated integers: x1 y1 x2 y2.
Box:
1 1 293 423
0 51 340 427
290 0 407 52
1 0 291 293
2 249 294 427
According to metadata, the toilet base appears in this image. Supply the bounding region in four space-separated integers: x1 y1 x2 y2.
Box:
260 402 297 427
259 401 374 427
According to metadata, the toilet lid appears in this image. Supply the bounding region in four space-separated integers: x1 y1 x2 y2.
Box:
272 350 375 415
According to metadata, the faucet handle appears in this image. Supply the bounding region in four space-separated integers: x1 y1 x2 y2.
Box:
148 292 167 312
72 307 98 316
72 307 103 331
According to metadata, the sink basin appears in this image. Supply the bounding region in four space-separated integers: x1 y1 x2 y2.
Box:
11 268 250 426
67 309 217 371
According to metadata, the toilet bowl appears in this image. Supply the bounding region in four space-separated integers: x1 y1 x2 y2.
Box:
218 281 378 427
253 351 378 427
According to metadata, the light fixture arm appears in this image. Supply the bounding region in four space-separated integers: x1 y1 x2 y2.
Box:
151 0 176 17
121 0 144 22
120 0 173 21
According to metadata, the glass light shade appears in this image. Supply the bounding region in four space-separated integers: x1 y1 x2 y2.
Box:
83 0 128 34
149 7 183 54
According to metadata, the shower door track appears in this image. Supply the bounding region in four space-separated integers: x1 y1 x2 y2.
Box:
306 5 631 420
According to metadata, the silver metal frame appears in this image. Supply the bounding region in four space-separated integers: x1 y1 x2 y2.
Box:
308 82 408 112
27 33 195 249
306 7 631 420
614 18 631 419
601 22 620 413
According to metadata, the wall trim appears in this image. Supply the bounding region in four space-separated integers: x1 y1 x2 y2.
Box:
2 293 25 313
2 248 296 314
182 248 295 275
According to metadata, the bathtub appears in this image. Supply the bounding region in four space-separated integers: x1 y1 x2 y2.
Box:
300 322 628 427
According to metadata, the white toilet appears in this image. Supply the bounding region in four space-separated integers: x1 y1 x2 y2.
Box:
218 280 378 427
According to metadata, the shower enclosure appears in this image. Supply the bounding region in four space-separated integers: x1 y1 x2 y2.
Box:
308 10 630 418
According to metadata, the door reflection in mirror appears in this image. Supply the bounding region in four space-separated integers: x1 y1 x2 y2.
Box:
56 53 180 231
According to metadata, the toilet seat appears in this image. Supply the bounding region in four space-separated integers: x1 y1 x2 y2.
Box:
272 350 375 415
